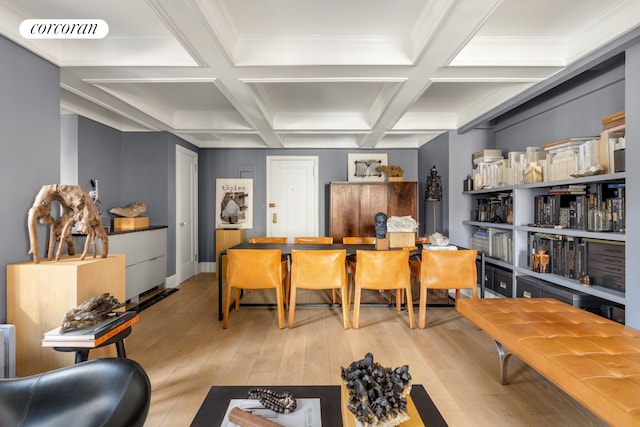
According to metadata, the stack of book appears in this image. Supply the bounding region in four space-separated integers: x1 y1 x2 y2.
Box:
528 233 585 279
602 110 625 130
542 136 600 181
601 111 625 173
42 311 139 348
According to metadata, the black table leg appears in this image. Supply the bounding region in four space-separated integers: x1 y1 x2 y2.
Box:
218 251 225 321
75 350 89 363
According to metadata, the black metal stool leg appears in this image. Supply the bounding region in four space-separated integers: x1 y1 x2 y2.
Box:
115 339 126 358
75 350 90 364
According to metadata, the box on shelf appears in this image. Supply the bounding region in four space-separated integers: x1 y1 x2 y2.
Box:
113 217 149 231
473 149 503 165
614 149 625 172
388 232 415 248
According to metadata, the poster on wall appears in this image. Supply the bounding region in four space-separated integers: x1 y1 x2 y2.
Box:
215 178 253 229
347 153 388 182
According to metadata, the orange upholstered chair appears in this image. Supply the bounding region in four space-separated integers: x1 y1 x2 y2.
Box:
342 237 376 304
293 236 336 303
248 237 290 308
223 249 285 329
293 236 334 244
417 249 478 328
288 249 348 329
248 237 288 244
352 250 414 329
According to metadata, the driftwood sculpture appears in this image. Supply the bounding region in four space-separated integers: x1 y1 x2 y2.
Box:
59 293 124 333
28 184 109 264
109 201 146 218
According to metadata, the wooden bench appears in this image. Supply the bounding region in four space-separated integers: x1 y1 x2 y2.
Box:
457 298 640 427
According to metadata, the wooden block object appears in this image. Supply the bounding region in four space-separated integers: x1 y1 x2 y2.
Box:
7 255 126 376
340 383 424 427
389 232 416 248
376 237 389 250
215 228 246 279
113 216 149 231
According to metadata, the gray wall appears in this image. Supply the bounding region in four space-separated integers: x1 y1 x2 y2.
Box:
0 36 60 322
78 118 123 212
492 60 625 150
70 117 200 278
447 129 494 247
76 123 198 278
199 148 419 264
418 133 449 235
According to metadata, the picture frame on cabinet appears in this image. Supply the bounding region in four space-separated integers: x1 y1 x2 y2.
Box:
347 152 388 182
215 178 253 229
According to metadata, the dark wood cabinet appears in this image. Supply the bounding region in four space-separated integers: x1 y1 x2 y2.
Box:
329 181 418 241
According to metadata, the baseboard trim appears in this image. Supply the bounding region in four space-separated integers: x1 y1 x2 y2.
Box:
199 262 215 273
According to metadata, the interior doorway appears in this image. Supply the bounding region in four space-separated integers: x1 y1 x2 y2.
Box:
176 145 198 284
266 156 319 242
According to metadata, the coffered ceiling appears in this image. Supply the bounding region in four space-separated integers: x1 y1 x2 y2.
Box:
1 0 639 148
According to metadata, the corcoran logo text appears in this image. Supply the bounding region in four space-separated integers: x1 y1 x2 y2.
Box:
20 19 109 39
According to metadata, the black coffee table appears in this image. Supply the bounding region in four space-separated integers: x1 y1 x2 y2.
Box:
190 384 447 426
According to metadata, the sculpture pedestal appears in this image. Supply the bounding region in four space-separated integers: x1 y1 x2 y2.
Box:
7 255 125 376
113 216 149 231
424 200 442 236
375 238 389 250
215 229 246 279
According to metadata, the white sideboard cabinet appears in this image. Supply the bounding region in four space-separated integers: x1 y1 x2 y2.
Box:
74 226 167 301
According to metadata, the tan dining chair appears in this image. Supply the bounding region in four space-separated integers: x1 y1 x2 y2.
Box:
248 236 290 308
352 250 415 329
288 249 349 329
248 237 288 244
417 249 478 329
223 249 285 329
293 236 334 244
342 237 376 304
293 236 336 303
342 236 376 245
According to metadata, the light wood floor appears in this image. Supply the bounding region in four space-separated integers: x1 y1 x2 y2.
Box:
126 273 608 427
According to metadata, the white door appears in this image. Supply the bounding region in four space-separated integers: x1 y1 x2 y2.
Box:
176 146 198 284
266 156 318 242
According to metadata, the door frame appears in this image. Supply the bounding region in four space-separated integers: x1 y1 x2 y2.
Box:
175 145 199 285
266 155 319 238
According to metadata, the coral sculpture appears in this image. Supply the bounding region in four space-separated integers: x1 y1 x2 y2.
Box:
341 353 412 427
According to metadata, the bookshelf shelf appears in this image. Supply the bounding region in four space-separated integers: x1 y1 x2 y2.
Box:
463 172 625 193
463 220 513 230
464 169 626 312
513 267 625 305
516 225 626 242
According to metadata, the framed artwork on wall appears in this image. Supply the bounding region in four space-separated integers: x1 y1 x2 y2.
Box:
215 178 253 229
347 152 388 182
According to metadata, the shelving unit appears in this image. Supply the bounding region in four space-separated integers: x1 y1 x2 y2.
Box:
464 171 626 313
